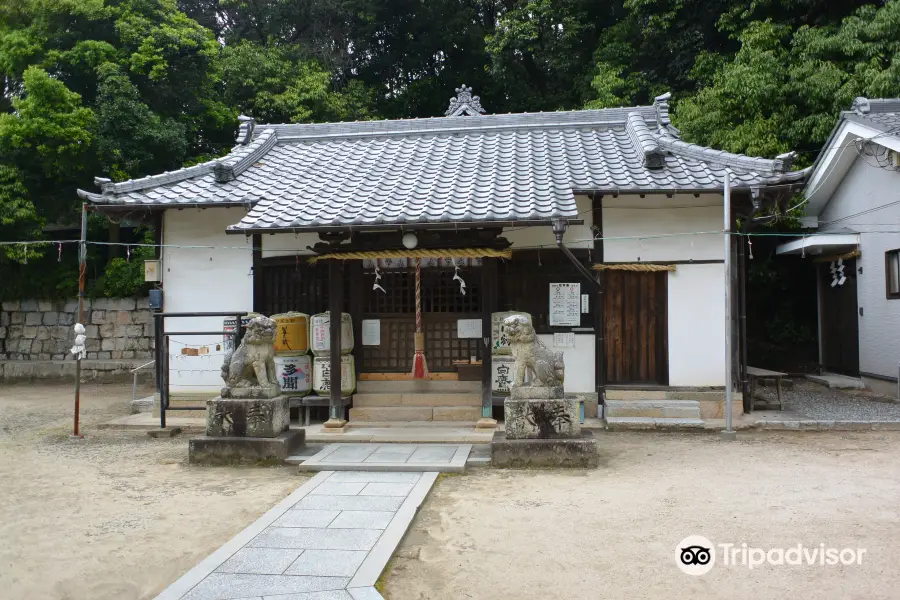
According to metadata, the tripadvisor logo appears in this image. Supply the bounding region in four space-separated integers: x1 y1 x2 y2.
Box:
675 536 867 575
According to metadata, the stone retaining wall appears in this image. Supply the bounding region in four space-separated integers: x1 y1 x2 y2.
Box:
0 298 154 361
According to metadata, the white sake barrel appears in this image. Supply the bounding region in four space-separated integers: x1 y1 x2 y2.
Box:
491 311 532 355
491 355 516 395
309 312 354 356
274 354 311 396
312 355 356 395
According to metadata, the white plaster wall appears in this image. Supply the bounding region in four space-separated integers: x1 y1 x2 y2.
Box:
503 195 594 249
667 263 726 386
536 333 595 393
161 208 253 393
819 156 900 379
262 232 321 258
602 194 723 262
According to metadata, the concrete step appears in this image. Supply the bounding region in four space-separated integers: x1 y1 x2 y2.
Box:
605 400 701 419
356 379 480 393
349 406 482 423
606 389 732 401
604 417 705 430
353 392 481 408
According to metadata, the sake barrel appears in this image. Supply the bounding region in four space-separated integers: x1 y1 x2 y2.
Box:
309 312 354 356
491 311 532 355
312 355 356 395
491 355 516 395
274 354 312 396
272 312 309 355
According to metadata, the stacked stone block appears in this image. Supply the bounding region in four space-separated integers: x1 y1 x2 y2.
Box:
0 297 155 361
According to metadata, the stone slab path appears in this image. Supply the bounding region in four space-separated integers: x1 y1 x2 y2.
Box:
154 470 438 600
296 443 471 473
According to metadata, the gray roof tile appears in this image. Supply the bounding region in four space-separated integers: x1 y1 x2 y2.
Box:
78 97 807 232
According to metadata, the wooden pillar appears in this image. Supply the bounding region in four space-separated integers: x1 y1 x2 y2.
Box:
325 259 346 428
251 234 263 313
477 257 499 428
347 260 364 375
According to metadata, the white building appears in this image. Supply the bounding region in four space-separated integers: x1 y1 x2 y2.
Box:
80 89 806 425
777 97 900 397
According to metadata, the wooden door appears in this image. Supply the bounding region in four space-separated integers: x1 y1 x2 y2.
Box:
820 260 859 376
604 270 668 384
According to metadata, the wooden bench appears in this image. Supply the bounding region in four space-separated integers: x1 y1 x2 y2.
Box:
746 367 787 412
288 394 352 426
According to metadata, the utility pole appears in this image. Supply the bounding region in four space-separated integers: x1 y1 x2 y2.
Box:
722 173 736 441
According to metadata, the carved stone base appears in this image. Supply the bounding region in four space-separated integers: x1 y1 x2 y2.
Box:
504 397 580 439
491 430 598 468
189 429 306 465
220 384 281 399
475 417 498 430
510 385 564 399
206 396 290 438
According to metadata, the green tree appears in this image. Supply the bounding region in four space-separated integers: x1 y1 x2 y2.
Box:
676 1 900 160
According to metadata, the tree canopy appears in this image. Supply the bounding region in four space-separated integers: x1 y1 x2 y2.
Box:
1 0 898 295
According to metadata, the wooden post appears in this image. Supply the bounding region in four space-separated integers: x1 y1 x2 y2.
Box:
347 260 364 375
325 259 347 429
251 234 263 313
476 257 498 428
72 202 88 439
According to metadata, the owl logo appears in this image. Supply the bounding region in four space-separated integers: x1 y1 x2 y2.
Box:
680 545 712 566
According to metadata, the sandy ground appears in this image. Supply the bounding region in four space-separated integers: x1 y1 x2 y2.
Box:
3 383 900 600
0 383 302 600
385 432 900 600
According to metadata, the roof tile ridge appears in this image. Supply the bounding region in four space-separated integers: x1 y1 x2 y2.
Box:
656 132 794 174
851 97 900 115
625 112 666 169
213 128 278 183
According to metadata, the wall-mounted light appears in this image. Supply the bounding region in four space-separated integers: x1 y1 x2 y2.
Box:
402 232 418 249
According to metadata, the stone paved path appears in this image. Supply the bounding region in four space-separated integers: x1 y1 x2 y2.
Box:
155 470 438 600
296 443 471 473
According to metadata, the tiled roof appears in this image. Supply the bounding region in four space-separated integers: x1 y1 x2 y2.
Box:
836 96 900 137
78 93 807 233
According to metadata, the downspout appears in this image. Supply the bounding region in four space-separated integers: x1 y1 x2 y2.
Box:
552 219 604 414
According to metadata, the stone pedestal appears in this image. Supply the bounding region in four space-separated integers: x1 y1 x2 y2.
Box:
220 383 280 400
206 396 290 438
190 396 304 465
504 397 580 439
189 430 306 465
491 430 598 468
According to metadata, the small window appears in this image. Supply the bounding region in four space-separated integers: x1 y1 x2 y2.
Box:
887 249 900 299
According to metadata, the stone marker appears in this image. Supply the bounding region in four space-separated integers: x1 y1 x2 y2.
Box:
491 315 598 468
189 316 304 465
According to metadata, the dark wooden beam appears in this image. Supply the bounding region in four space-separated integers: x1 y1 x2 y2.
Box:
252 234 263 313
593 195 606 414
328 259 344 422
347 259 364 376
481 257 498 419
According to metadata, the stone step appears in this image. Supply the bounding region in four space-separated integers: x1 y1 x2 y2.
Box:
604 417 705 430
349 406 482 423
353 392 481 408
356 379 480 393
605 389 737 402
605 400 701 419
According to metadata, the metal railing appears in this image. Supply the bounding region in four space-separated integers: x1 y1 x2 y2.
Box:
131 359 155 406
155 311 248 428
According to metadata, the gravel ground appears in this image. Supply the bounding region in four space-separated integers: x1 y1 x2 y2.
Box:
754 380 900 421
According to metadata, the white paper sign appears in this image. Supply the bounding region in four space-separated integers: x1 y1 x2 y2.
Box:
362 319 381 346
549 283 581 326
581 294 590 313
457 318 482 339
553 332 576 348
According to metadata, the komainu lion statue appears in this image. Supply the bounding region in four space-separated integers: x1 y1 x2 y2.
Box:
503 314 565 390
221 316 279 397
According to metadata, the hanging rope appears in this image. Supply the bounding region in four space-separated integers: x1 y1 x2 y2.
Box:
308 247 511 263
412 257 428 379
592 263 676 272
812 248 861 263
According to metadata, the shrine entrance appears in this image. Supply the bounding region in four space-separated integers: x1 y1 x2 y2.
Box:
359 264 483 372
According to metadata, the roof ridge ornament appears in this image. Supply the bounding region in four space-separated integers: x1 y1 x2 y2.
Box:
653 92 672 127
237 115 256 144
445 85 486 117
